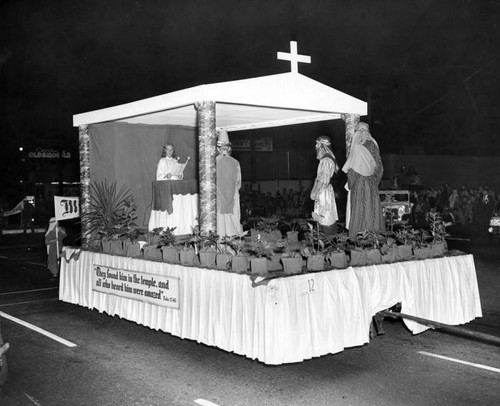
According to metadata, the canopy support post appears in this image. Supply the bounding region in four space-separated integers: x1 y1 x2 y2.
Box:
196 101 217 234
342 113 360 158
79 125 91 248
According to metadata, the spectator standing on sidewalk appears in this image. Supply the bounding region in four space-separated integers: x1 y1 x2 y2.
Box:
22 198 35 234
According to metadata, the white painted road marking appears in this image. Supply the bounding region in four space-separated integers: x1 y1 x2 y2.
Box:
26 262 47 267
0 287 57 296
419 351 500 373
0 310 77 348
195 399 221 406
0 298 58 307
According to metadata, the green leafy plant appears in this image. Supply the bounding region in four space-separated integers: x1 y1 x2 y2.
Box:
159 227 177 247
249 237 274 259
428 211 449 243
87 180 137 241
190 227 219 253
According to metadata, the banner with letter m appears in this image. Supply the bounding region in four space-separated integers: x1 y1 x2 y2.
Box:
54 196 80 221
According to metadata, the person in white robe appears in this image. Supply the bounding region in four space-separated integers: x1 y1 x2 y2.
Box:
310 136 339 235
216 131 243 237
156 143 183 180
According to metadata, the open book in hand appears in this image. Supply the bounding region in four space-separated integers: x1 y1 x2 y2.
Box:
170 157 190 178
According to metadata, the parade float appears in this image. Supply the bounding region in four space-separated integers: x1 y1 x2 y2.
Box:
60 42 482 365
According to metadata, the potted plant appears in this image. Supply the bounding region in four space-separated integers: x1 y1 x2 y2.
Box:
228 232 250 273
325 232 349 269
428 211 449 258
350 230 382 266
249 238 273 275
179 239 197 266
190 228 218 268
394 226 415 261
215 236 234 270
87 180 137 254
251 216 283 243
412 229 432 260
379 232 398 263
125 226 144 258
285 218 308 244
301 221 326 271
281 249 303 274
159 227 179 264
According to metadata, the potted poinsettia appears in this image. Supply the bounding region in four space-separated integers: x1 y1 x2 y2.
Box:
158 227 179 264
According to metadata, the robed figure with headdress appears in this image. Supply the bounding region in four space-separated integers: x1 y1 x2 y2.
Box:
342 122 385 237
216 131 243 237
310 136 339 234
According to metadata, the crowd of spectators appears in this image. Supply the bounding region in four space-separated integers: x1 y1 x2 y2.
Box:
408 184 499 237
239 183 500 238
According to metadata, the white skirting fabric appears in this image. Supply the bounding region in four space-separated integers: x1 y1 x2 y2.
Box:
148 194 198 235
59 250 482 365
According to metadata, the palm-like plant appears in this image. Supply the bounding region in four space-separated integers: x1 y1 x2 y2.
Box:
87 180 137 241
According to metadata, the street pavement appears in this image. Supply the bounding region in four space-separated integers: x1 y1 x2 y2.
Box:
0 233 499 406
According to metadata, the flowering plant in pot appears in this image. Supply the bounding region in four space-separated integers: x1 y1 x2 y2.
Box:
158 227 179 264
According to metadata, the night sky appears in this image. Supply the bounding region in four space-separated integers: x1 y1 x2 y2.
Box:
1 0 499 175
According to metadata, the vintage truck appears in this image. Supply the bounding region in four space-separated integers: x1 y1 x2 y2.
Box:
379 190 412 230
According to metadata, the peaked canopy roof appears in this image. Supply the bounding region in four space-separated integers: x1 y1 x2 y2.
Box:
73 72 367 132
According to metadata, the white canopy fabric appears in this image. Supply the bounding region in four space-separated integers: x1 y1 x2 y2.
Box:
73 72 367 131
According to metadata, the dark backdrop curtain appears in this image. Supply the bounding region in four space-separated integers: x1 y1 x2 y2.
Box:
89 123 198 227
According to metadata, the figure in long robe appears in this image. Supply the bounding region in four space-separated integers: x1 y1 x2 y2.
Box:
216 131 243 237
156 143 183 180
45 217 66 278
310 136 339 235
342 122 385 237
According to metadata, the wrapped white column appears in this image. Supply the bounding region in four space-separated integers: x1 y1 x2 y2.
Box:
341 113 360 158
79 124 91 248
196 101 217 233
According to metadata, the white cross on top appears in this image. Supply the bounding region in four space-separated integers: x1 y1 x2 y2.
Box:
277 41 311 73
